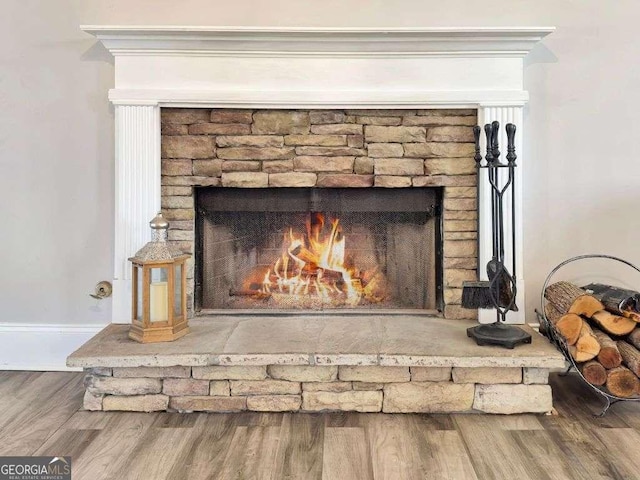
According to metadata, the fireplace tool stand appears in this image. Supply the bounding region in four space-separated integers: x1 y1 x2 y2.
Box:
464 121 532 348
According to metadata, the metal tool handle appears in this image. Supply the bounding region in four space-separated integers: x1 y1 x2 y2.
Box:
473 125 482 165
507 123 517 280
491 121 500 159
506 123 516 164
484 123 494 163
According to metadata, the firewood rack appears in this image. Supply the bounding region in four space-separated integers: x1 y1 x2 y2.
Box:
538 254 640 417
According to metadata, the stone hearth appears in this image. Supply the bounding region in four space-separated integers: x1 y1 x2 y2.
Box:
68 317 564 413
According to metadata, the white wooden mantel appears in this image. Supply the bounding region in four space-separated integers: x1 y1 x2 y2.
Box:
81 25 554 324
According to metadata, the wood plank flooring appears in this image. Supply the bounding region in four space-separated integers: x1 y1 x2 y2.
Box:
1 371 640 479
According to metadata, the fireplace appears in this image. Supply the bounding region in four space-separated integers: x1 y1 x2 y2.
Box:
81 26 553 325
70 26 563 416
195 187 442 311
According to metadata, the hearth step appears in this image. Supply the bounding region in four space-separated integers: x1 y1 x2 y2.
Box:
69 316 565 414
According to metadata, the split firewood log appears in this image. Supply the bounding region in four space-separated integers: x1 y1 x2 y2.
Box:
590 310 636 336
546 301 599 361
573 322 600 363
544 302 582 345
557 315 584 347
592 328 623 369
627 328 640 350
583 283 640 322
606 366 640 398
580 360 607 386
544 301 562 323
616 341 640 377
618 310 640 323
545 281 604 317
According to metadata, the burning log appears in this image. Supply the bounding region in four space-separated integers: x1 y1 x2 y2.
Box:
229 289 271 300
290 245 320 267
316 269 346 283
267 269 346 284
254 213 384 308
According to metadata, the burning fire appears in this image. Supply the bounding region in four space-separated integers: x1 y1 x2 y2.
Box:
259 213 381 307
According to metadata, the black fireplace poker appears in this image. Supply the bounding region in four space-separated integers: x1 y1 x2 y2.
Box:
462 121 532 349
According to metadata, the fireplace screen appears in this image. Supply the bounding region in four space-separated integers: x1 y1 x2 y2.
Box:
195 188 442 311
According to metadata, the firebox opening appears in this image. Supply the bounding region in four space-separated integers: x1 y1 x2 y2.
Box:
195 188 443 313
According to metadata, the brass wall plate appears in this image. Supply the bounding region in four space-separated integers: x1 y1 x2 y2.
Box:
90 281 113 299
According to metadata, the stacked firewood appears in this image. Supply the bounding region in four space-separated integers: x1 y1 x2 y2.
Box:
544 281 640 398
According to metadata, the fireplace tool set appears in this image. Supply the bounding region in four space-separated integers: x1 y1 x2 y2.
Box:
462 121 532 348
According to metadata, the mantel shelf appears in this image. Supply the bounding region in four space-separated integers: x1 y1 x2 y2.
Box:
81 25 554 57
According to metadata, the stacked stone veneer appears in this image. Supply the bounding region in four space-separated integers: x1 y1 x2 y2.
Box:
83 365 552 414
160 108 479 319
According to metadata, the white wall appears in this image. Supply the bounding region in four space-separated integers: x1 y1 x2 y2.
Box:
1 0 639 369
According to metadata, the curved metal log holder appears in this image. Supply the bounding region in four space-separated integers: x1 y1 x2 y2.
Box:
537 254 640 416
465 121 532 348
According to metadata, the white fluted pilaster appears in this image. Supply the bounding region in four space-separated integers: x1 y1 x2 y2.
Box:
112 104 161 323
477 105 525 324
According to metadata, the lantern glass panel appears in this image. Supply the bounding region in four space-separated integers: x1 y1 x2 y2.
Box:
149 267 169 323
174 263 183 317
135 265 143 322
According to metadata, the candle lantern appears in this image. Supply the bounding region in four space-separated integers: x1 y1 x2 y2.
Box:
128 213 190 343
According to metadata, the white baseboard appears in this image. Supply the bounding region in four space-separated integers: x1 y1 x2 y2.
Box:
0 323 107 371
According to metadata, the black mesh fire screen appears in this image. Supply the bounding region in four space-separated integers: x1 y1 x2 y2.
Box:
195 188 442 311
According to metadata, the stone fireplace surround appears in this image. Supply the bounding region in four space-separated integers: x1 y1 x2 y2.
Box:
68 26 566 414
162 107 477 318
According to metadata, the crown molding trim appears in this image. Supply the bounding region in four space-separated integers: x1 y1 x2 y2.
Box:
81 25 554 58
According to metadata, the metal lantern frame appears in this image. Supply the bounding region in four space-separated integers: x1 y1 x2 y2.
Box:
128 213 190 343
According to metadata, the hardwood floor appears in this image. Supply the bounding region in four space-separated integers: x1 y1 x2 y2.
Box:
1 371 639 479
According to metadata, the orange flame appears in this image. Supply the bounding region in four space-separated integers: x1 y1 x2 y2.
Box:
261 213 363 306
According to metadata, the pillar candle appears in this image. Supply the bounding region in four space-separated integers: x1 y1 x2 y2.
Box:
149 281 168 322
